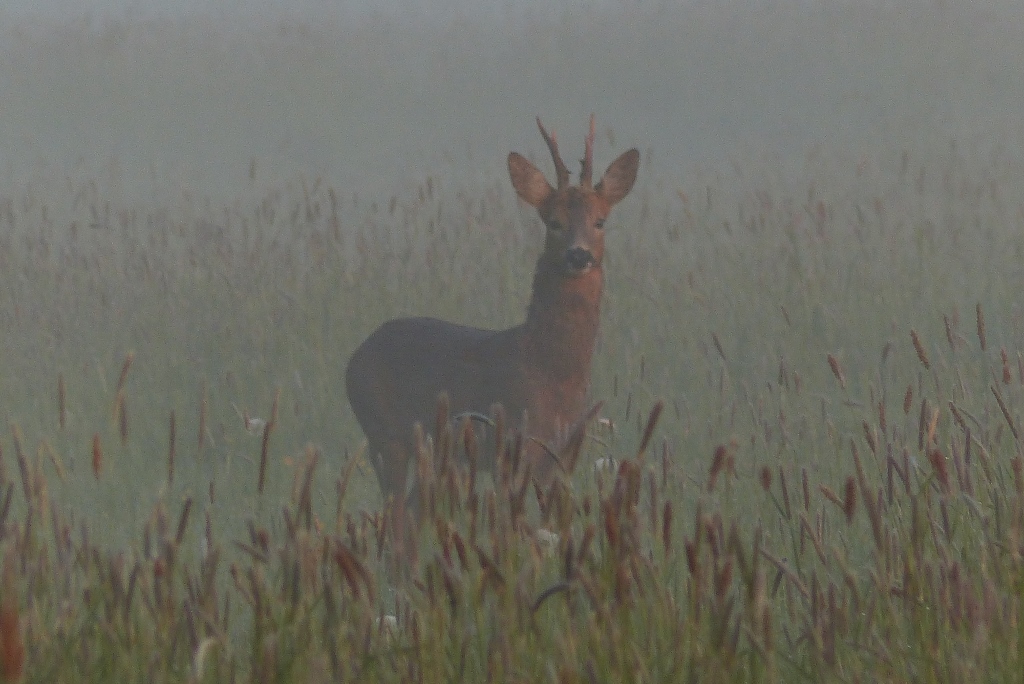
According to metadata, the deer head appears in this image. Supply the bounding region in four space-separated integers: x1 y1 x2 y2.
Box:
507 115 639 277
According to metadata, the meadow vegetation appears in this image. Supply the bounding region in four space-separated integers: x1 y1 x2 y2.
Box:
0 135 1023 681
2 0 1024 678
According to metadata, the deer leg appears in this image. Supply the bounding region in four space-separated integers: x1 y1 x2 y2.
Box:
378 439 411 508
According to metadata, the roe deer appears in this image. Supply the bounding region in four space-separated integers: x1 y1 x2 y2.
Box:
346 116 639 507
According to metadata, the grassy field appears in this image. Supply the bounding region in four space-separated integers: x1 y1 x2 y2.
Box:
1 135 1024 681
3 0 1024 681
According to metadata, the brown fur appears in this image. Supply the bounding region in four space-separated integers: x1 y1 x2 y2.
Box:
346 117 639 506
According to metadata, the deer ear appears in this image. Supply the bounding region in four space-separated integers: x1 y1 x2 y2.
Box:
596 148 639 206
508 152 553 208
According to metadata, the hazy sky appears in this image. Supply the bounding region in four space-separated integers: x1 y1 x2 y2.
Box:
3 0 1023 204
2 0 632 22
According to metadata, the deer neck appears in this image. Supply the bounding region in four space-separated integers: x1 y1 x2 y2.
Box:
522 254 603 381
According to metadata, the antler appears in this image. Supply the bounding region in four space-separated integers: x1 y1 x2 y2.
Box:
580 114 596 188
536 117 571 190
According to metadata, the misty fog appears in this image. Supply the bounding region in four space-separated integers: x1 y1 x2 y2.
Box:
2 0 1023 206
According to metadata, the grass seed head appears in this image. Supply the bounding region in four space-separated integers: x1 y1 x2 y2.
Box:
712 333 726 361
92 433 103 480
57 374 66 431
826 354 846 390
843 476 857 524
862 420 877 455
927 449 950 495
977 302 987 351
636 400 664 459
715 559 733 603
801 468 810 512
117 391 128 446
709 445 727 492
910 329 930 370
115 351 134 396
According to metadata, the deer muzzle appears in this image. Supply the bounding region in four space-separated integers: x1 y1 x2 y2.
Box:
564 246 596 274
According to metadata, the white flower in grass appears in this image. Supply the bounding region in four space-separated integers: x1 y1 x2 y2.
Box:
232 402 267 435
535 528 560 555
377 615 399 639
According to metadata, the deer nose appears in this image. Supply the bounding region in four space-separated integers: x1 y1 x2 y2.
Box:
564 246 596 272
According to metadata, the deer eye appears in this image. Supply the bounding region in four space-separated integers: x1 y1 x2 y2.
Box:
595 218 606 229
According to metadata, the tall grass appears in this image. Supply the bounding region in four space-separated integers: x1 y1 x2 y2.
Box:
0 137 1022 680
